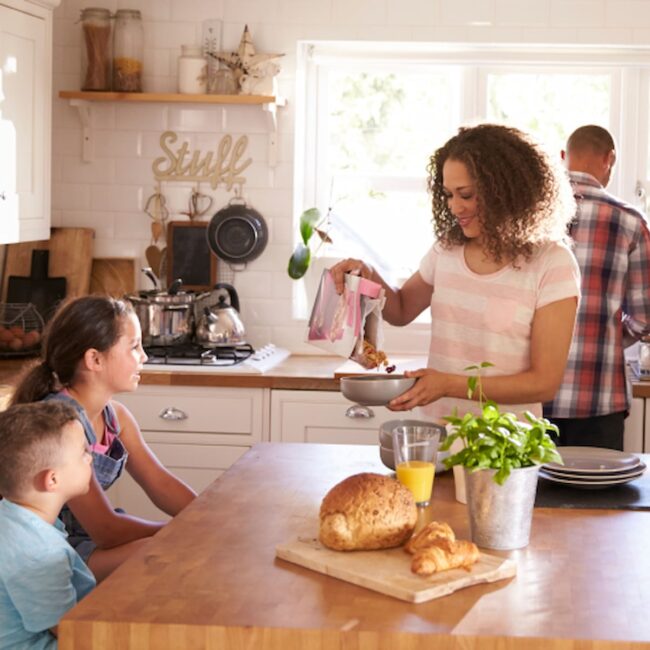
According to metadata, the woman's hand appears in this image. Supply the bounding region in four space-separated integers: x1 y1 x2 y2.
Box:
387 368 449 411
329 258 375 294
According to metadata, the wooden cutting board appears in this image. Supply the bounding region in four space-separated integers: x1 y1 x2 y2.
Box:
1 227 94 302
90 258 136 298
276 536 516 603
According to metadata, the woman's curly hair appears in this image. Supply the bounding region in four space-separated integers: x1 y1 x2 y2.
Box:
427 123 575 263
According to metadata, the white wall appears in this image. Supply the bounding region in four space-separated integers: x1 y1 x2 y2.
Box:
51 0 650 354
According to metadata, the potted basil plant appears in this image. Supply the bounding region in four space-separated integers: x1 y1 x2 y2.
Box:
439 362 563 550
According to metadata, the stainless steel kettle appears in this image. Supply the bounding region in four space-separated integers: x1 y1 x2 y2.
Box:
195 283 246 347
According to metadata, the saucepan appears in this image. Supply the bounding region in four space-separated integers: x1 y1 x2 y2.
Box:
125 269 209 347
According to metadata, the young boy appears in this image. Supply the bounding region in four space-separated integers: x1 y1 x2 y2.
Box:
0 401 96 649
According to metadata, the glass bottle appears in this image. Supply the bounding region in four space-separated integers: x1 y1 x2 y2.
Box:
80 8 112 91
178 45 207 94
113 9 143 92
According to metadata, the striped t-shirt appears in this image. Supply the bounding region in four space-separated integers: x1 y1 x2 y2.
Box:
418 241 581 422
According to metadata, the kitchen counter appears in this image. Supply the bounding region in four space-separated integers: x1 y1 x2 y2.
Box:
59 442 650 649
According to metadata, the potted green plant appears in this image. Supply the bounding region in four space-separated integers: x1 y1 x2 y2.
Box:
439 362 563 550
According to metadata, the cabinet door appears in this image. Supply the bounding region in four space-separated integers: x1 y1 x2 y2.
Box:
270 389 398 444
0 2 49 243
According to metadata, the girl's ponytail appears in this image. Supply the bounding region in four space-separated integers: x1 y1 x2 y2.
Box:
10 360 59 406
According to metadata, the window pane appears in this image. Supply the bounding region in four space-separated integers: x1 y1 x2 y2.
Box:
322 69 457 281
486 72 611 157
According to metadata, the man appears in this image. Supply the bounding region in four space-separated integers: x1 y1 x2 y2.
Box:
544 125 650 450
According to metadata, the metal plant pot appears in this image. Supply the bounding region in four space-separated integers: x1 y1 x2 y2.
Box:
465 464 539 550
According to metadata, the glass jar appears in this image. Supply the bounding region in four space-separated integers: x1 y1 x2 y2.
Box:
212 68 237 95
113 9 143 92
178 45 207 94
80 8 112 91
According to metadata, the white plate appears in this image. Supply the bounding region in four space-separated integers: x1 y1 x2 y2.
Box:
542 460 647 480
543 447 641 474
539 469 645 490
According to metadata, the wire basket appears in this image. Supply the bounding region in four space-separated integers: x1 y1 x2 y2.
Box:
0 303 45 357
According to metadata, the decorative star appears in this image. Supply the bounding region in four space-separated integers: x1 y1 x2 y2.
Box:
208 25 284 86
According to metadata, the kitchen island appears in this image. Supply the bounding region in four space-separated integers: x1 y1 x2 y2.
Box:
59 443 650 649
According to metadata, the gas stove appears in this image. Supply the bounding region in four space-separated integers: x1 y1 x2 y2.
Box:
144 342 255 367
142 342 291 374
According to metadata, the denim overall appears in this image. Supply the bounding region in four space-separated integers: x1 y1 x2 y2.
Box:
44 392 128 559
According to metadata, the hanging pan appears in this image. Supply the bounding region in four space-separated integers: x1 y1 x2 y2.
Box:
207 198 268 269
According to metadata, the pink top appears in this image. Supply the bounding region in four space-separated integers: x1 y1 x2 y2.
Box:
60 389 116 454
418 241 581 422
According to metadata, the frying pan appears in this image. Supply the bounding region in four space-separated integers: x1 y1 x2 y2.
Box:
207 198 268 266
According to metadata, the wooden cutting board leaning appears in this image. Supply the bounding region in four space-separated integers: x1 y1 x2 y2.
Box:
1 228 95 306
89 258 136 297
276 535 516 603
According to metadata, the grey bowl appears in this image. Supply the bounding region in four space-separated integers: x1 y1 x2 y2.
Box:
378 419 449 473
340 375 416 406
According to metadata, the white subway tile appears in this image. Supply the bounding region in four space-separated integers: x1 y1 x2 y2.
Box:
244 326 274 349
171 0 225 21
605 0 650 27
91 184 144 213
144 48 172 78
573 26 632 42
168 107 224 132
496 0 549 26
550 0 605 27
61 45 81 77
113 158 156 185
440 0 494 26
114 212 154 239
52 183 91 211
222 0 281 25
232 270 273 296
360 25 416 40
118 0 172 22
61 156 115 184
241 297 293 326
115 104 168 131
270 326 317 353
271 272 294 298
142 76 177 93
465 25 524 41
90 104 117 130
94 130 144 158
332 0 388 25
93 238 149 259
276 0 332 25
410 24 469 41
521 26 579 43
222 106 268 133
60 210 115 239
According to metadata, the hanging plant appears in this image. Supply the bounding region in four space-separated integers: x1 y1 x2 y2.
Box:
287 207 333 279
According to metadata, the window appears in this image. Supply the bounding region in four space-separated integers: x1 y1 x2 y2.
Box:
295 43 650 340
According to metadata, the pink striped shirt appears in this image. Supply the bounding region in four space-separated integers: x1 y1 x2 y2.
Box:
418 241 580 422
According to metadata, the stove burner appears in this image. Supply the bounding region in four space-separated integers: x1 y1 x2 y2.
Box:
144 342 255 366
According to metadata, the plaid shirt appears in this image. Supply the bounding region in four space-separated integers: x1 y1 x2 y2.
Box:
545 171 650 418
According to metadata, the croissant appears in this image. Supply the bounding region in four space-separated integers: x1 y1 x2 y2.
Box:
405 521 455 555
411 538 480 576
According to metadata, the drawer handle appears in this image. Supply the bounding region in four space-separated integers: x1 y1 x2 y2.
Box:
159 406 188 421
345 404 375 419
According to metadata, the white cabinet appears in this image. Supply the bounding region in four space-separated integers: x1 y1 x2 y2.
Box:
0 0 58 244
108 385 270 520
270 389 394 444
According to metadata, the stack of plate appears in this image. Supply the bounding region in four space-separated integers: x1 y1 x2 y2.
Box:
540 447 646 490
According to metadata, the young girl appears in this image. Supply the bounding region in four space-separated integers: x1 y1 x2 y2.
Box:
330 123 581 421
11 296 196 582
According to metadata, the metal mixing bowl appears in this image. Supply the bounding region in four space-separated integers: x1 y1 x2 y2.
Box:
340 375 416 406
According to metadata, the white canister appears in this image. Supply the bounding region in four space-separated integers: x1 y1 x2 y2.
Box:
178 45 207 94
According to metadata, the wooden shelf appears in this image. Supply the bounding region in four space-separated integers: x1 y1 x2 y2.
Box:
58 90 285 106
58 90 286 165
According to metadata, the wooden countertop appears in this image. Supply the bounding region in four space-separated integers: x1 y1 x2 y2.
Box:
60 443 650 649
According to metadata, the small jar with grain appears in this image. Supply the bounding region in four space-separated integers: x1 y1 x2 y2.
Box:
113 9 143 92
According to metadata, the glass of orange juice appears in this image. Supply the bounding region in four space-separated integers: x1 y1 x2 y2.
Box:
392 425 441 506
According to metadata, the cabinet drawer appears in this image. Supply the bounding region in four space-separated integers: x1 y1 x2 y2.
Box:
116 385 266 439
148 442 249 471
270 389 411 444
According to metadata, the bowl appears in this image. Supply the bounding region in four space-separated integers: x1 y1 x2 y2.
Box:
378 419 449 473
340 375 416 406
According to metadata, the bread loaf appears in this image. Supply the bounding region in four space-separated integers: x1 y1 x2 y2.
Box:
319 473 417 551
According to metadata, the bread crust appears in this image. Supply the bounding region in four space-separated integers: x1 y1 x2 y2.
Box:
404 521 455 555
319 473 417 551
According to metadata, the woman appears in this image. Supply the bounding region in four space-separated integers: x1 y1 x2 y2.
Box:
331 123 580 420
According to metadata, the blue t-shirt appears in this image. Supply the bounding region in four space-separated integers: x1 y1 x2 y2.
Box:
0 499 96 649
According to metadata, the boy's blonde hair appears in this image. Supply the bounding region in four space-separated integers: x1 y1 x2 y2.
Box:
0 401 79 497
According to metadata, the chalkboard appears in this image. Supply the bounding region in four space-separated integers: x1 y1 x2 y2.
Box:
166 221 217 291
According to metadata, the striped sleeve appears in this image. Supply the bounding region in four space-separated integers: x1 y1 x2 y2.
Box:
536 243 581 310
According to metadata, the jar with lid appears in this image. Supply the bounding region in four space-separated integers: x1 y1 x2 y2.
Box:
177 45 207 94
113 9 143 92
80 8 112 91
